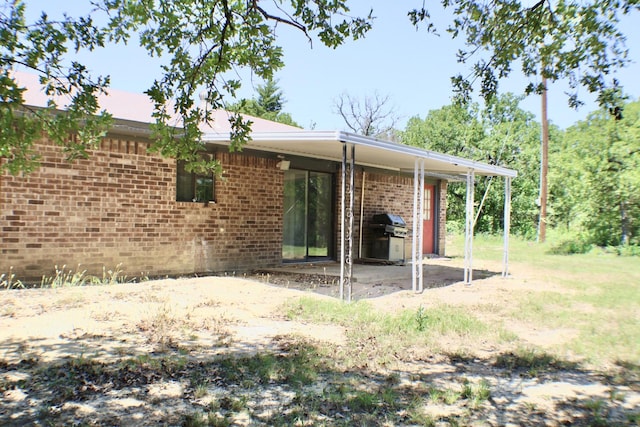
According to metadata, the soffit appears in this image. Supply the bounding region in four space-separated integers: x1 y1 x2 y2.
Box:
204 131 517 178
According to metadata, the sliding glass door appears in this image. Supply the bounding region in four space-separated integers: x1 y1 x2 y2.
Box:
283 170 333 261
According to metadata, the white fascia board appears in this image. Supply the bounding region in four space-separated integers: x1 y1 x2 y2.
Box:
337 131 518 178
202 130 341 143
202 130 518 178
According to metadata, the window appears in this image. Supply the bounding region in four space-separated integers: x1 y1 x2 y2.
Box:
176 156 215 203
423 187 432 221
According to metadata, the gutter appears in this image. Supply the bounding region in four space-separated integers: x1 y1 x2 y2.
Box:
336 131 518 178
204 130 517 178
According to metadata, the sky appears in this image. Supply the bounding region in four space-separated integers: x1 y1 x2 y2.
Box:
20 1 640 131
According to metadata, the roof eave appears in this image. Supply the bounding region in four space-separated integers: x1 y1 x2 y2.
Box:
336 131 517 178
203 130 518 178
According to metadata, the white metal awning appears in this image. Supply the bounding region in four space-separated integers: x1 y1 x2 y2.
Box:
204 129 517 300
203 130 517 178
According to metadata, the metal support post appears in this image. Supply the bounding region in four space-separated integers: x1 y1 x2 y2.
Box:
412 159 425 292
464 169 475 284
418 159 425 293
502 176 512 278
339 143 355 302
339 144 346 300
412 160 419 292
345 144 355 302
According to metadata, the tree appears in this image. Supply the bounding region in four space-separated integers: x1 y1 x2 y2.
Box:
550 99 640 246
334 92 399 137
409 0 636 113
228 79 300 127
257 79 284 114
477 93 545 238
2 0 637 175
0 0 372 174
403 94 543 237
402 103 484 157
0 1 113 174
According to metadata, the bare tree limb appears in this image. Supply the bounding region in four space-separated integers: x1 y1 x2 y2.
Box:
334 91 399 137
251 0 312 44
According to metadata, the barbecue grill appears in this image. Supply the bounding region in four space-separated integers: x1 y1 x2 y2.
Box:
370 213 408 238
369 213 408 262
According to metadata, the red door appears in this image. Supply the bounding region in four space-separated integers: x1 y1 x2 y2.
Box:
422 185 435 254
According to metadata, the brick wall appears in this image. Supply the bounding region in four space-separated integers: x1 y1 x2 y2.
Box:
1 136 283 281
1 135 449 280
335 169 447 259
358 171 415 259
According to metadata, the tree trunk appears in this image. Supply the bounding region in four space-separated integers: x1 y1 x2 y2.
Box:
620 201 630 246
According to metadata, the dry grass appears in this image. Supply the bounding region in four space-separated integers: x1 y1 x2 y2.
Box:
1 234 639 426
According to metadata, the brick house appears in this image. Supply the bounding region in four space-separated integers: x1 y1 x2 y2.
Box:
1 73 516 284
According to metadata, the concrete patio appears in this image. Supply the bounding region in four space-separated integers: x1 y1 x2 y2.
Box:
255 258 499 300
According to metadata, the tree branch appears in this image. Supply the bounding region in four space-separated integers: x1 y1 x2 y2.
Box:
460 1 552 94
251 0 312 44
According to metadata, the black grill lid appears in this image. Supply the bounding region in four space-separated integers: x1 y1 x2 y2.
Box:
372 213 406 227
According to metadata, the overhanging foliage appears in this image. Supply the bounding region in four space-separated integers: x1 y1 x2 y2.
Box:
1 0 637 174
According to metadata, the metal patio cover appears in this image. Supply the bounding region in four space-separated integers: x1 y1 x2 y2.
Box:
203 130 517 179
205 129 517 301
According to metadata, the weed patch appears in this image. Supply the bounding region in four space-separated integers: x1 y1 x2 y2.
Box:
286 297 491 366
460 378 491 409
494 347 579 377
216 340 324 387
2 263 142 289
0 267 24 289
137 302 183 350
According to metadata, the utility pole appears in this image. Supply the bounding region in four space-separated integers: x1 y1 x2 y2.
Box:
538 75 549 243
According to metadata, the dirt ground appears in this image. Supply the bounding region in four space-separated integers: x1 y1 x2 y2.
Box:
1 259 638 426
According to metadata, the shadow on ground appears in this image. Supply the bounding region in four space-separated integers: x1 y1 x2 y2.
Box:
2 335 639 426
254 261 499 299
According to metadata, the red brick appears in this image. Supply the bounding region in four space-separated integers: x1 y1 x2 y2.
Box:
2 135 448 281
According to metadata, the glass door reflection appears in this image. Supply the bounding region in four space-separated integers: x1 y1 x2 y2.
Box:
283 169 332 261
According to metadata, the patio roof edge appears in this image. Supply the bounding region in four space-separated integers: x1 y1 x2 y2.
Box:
202 130 518 178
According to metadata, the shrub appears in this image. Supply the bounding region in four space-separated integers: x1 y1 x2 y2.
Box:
446 220 465 234
607 245 640 257
548 238 593 255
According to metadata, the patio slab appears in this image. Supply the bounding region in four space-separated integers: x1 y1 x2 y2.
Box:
255 259 499 300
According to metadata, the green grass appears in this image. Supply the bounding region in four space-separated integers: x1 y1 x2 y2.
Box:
446 232 640 365
286 298 488 338
453 231 640 280
283 232 639 366
285 297 497 366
